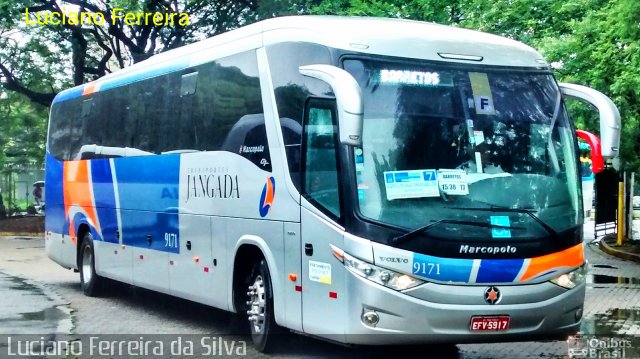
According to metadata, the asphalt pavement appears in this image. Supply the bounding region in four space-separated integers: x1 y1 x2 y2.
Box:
0 220 639 358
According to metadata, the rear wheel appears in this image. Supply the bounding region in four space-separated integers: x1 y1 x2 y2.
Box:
245 258 277 352
79 232 103 296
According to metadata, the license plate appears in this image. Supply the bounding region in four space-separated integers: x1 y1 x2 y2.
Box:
470 316 510 331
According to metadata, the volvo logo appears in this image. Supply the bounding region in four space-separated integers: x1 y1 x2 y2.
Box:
484 286 502 305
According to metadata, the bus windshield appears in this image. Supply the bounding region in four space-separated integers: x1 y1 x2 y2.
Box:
344 58 582 242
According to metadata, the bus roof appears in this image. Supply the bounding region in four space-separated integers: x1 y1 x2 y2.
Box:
53 16 549 104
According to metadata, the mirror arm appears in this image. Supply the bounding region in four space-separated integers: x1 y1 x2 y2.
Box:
559 82 621 162
299 64 364 147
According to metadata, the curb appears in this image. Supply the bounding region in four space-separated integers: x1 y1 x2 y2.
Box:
0 232 44 237
599 238 640 263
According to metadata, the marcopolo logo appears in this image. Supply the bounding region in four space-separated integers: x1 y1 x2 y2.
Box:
259 177 275 218
459 244 517 254
239 145 264 154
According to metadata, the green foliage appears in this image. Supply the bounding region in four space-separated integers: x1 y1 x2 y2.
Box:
0 92 48 172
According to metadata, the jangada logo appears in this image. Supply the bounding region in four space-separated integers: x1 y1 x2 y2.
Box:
259 176 276 217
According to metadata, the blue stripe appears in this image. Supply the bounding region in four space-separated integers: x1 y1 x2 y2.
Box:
90 159 119 244
412 253 474 283
44 153 67 234
476 259 525 283
99 61 188 92
52 87 84 104
51 59 189 104
116 155 180 253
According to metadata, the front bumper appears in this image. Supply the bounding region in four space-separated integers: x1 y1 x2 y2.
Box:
338 272 584 345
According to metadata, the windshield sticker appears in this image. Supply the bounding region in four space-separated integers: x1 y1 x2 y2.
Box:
469 72 496 115
384 170 439 200
437 169 469 195
309 260 332 285
377 69 454 87
490 216 512 238
473 130 485 145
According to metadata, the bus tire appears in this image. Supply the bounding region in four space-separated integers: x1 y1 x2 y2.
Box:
246 258 277 352
79 232 103 297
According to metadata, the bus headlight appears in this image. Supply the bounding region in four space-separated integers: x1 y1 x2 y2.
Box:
550 264 587 289
338 250 424 291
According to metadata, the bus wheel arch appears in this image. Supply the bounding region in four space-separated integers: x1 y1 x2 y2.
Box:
232 243 280 352
76 225 103 296
75 223 91 270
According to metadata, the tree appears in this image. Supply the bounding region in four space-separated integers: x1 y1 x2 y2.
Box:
0 0 265 107
530 0 640 171
0 91 48 171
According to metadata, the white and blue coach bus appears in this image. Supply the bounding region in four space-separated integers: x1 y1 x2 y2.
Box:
45 16 620 351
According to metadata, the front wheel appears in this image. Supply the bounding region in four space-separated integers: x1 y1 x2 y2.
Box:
245 259 277 352
79 232 103 296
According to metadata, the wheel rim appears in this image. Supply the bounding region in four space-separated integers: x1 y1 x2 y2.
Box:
82 245 93 284
246 275 266 334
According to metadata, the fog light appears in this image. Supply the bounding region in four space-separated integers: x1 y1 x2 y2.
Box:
363 266 374 276
379 271 391 283
362 311 379 326
575 307 583 321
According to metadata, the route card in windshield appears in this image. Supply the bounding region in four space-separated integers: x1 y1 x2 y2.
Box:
384 170 439 200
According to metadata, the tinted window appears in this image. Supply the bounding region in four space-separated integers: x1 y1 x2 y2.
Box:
303 99 341 219
267 42 333 188
48 51 269 170
193 52 264 152
220 114 272 171
48 99 78 160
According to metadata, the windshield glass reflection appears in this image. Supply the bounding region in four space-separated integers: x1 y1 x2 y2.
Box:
344 59 582 241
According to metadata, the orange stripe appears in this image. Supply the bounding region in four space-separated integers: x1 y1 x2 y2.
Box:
63 161 100 243
82 83 98 96
265 177 274 205
520 243 584 282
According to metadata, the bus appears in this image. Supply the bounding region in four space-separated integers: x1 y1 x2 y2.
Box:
45 15 621 351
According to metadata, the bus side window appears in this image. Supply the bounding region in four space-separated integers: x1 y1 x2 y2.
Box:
266 42 333 191
48 100 76 160
302 99 342 220
221 114 272 172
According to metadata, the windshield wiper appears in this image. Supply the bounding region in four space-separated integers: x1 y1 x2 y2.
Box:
446 206 560 240
389 219 518 246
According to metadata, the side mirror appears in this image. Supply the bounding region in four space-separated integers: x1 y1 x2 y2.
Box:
558 83 621 165
299 64 363 147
